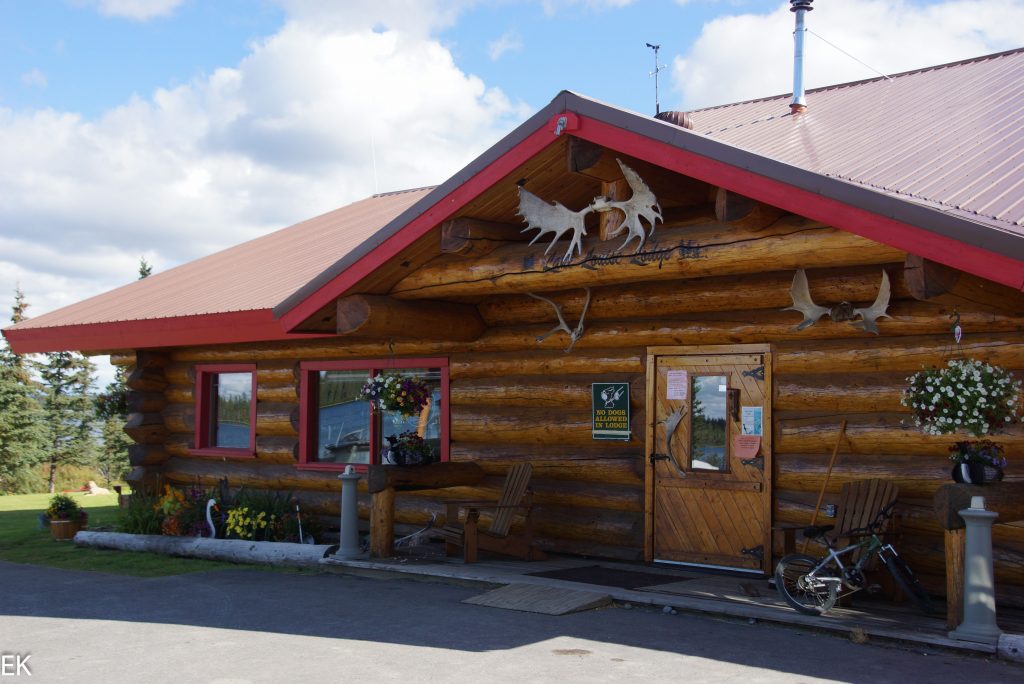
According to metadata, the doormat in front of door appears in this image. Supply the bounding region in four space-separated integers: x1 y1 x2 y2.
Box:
526 565 695 590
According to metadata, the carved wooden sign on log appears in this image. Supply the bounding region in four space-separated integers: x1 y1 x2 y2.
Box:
391 220 904 299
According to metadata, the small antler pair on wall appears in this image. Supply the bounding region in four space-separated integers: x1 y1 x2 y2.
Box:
785 269 891 334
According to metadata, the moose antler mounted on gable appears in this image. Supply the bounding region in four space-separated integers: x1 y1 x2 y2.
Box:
517 159 662 262
784 268 892 334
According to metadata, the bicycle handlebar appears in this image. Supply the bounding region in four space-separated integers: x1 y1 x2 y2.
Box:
844 501 897 537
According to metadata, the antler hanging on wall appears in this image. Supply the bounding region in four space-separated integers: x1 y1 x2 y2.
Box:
591 159 663 253
517 187 594 262
517 160 662 260
527 287 592 352
784 269 891 334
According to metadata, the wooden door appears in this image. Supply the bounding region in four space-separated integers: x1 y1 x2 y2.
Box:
645 346 772 573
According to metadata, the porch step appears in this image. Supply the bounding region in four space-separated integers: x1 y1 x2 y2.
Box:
463 582 611 615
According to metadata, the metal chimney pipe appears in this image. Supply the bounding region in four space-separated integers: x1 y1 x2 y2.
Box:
790 0 813 114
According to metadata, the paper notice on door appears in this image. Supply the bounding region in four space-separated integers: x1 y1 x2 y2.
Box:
734 434 761 460
741 406 763 436
666 370 688 400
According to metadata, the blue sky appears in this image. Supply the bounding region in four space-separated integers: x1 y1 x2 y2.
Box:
1 1 1022 384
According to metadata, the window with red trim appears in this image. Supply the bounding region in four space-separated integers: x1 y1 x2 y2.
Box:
298 359 449 471
193 364 256 457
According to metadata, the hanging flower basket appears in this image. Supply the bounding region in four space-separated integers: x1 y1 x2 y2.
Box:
360 373 431 418
902 358 1021 437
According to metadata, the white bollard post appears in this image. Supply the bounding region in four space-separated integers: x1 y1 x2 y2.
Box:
949 496 1002 645
334 465 363 559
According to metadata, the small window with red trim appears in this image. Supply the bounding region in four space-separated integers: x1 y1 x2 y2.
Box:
194 364 256 456
299 359 448 470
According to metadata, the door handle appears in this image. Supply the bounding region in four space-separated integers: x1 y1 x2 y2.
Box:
649 453 670 465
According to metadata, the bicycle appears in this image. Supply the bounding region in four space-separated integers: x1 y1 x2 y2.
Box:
774 502 934 616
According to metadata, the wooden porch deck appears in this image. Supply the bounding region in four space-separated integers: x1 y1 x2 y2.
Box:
322 542 1023 656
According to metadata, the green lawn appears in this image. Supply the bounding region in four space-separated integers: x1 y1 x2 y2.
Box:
0 492 246 576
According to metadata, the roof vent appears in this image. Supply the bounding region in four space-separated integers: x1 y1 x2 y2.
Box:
790 0 813 114
654 110 694 130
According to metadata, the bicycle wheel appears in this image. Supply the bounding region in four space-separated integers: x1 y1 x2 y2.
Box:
774 553 838 616
884 554 934 614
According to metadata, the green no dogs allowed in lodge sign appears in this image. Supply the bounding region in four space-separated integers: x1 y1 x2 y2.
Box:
592 382 631 441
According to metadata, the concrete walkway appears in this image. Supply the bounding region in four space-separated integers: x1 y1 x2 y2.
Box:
321 546 1022 656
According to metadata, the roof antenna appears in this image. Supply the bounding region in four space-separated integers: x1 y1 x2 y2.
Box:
790 0 813 114
646 42 666 115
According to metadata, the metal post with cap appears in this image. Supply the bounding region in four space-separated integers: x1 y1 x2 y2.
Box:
950 495 1002 645
334 465 363 559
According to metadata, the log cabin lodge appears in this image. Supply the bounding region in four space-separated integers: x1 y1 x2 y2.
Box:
5 49 1024 607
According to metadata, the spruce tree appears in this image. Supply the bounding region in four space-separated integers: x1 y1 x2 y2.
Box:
38 350 97 492
0 288 47 493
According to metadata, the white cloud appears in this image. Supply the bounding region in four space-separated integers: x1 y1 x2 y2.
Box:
541 0 636 16
488 29 523 60
0 9 529 322
96 0 185 21
671 0 1024 110
20 68 47 88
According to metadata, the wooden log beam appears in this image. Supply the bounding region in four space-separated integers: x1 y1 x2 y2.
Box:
598 178 629 240
450 349 644 379
391 219 904 299
164 363 195 387
126 391 165 414
441 217 529 257
715 187 784 231
449 443 642 485
451 374 642 408
452 406 644 446
257 385 298 403
336 295 485 341
256 402 299 437
160 456 343 492
476 304 1024 353
256 360 298 386
166 385 193 404
477 265 908 327
126 366 166 393
124 412 167 444
775 452 970 499
778 416 1024 457
255 436 299 463
162 404 193 434
905 254 1024 315
76 532 334 567
109 351 136 367
774 373 907 413
128 444 168 467
932 482 1024 530
775 332 1024 375
366 462 485 494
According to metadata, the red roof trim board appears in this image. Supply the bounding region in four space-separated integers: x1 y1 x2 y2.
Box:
4 309 331 354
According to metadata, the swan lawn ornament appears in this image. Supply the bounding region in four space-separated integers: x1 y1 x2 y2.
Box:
205 499 217 538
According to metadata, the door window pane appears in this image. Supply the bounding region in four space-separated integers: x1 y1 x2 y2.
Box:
317 370 371 464
212 372 252 449
691 375 727 471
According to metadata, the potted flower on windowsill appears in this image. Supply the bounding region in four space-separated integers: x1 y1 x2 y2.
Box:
381 431 437 467
949 440 1007 485
46 494 88 541
360 373 431 418
903 358 1021 484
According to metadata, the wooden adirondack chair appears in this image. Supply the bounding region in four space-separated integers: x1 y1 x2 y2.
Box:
437 463 546 563
778 479 900 558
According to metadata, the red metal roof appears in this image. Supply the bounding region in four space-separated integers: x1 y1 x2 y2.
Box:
7 50 1024 353
688 48 1024 234
5 188 429 343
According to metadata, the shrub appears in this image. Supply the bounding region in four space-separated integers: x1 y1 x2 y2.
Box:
118 493 164 535
46 494 87 522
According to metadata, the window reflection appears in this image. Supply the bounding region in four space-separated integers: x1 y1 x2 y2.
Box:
691 375 727 471
212 372 252 449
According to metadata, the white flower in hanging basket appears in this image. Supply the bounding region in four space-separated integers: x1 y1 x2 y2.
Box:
902 358 1021 436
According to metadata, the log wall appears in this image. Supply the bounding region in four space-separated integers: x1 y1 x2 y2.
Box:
130 210 1024 592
